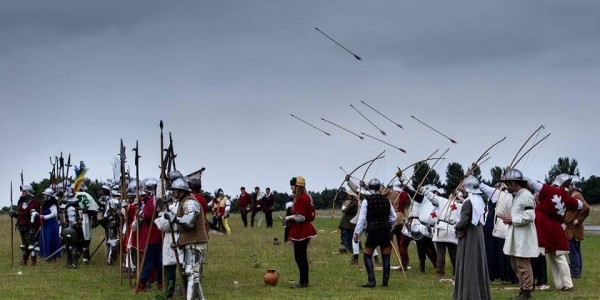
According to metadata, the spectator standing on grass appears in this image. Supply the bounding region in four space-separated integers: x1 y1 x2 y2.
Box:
251 186 265 227
238 187 252 228
263 187 275 228
285 176 317 288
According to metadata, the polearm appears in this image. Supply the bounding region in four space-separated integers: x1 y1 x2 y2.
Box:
360 100 403 129
410 115 457 144
361 132 406 153
119 139 127 285
138 139 159 295
10 181 14 267
59 152 64 187
133 141 142 289
290 114 331 136
64 154 71 190
321 118 363 140
161 122 186 295
169 132 177 171
314 27 362 61
350 104 386 136
159 122 166 292
49 157 56 189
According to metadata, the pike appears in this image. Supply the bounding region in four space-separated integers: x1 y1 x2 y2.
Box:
361 132 406 153
360 100 403 129
118 139 128 285
133 141 142 290
10 181 14 266
290 114 331 136
159 122 169 292
321 118 363 140
59 153 64 188
314 27 362 61
410 115 457 144
350 104 386 136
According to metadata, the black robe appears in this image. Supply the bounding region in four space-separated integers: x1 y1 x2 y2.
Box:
453 199 491 300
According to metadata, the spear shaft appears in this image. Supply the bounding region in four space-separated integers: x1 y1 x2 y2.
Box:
350 104 386 136
361 132 406 153
361 100 403 129
411 115 457 144
321 118 363 140
10 181 14 267
290 114 331 136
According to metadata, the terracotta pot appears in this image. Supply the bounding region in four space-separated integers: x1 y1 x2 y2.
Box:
264 269 279 286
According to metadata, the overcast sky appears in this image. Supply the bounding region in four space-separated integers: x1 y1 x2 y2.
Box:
2 1 599 207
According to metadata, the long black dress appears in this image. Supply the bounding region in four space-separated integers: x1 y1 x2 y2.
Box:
453 199 492 300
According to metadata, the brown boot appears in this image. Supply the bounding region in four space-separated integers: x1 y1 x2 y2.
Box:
31 256 37 266
21 254 28 266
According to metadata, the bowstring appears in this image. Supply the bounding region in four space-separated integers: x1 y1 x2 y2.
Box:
521 127 544 171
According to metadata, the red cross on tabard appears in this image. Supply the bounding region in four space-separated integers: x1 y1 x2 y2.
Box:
430 211 437 218
450 204 457 211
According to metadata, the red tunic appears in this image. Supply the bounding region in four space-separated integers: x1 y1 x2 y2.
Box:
124 202 139 251
535 184 580 252
17 197 41 227
139 196 162 249
194 193 208 217
239 193 251 212
289 193 317 241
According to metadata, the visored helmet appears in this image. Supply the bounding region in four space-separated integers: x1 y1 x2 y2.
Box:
42 187 56 199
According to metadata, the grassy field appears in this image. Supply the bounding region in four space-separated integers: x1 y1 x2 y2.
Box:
0 211 599 299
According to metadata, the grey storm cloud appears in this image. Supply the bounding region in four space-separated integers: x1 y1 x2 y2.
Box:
2 1 599 67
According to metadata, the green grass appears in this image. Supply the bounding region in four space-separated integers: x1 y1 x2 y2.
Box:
1 211 599 299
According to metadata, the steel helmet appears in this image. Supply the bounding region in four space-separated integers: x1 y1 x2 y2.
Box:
463 175 482 194
143 178 159 191
552 173 571 187
42 187 56 198
168 178 190 191
390 179 403 192
168 170 183 182
367 178 382 192
21 185 34 196
570 176 582 191
501 169 526 182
